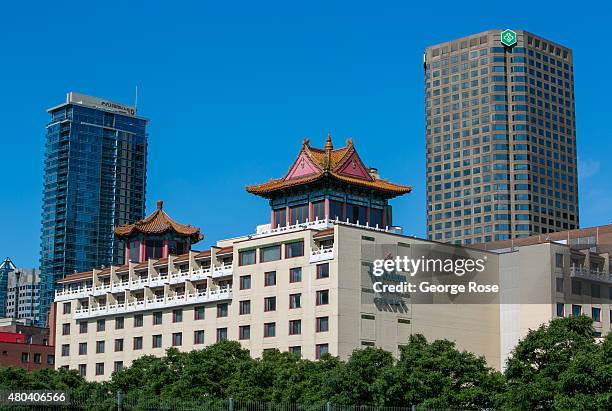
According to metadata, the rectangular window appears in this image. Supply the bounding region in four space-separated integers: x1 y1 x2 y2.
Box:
572 279 581 295
316 290 330 305
289 267 302 283
114 361 124 373
47 355 55 365
264 271 277 286
63 302 71 314
289 320 301 335
134 314 143 327
239 300 251 315
264 296 277 312
592 307 601 322
261 245 281 262
264 322 276 337
556 303 564 317
153 312 163 325
21 352 29 363
78 342 87 355
216 328 228 342
239 249 256 266
172 332 183 346
133 337 143 350
316 343 329 359
289 204 308 224
239 325 251 340
79 322 87 334
33 353 41 364
240 275 251 290
61 344 69 356
312 201 325 220
316 316 329 332
115 339 124 352
572 304 582 317
289 293 301 309
173 309 183 323
62 323 70 336
115 317 124 330
329 201 344 220
194 330 205 344
288 346 302 356
97 319 105 332
95 363 104 376
591 284 601 299
555 278 564 293
194 306 205 320
152 334 162 348
217 303 228 317
316 263 330 279
555 253 564 268
96 340 105 354
285 241 304 258
78 364 86 377
274 208 287 228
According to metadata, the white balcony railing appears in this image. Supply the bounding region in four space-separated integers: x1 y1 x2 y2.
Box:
309 246 335 263
73 287 233 319
254 217 400 238
55 266 233 303
570 265 612 284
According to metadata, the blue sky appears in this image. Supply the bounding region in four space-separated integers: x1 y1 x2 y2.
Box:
1 0 611 267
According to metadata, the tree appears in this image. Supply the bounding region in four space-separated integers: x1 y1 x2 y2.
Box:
502 315 610 410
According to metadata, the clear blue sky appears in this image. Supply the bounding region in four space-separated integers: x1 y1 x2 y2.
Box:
1 0 611 267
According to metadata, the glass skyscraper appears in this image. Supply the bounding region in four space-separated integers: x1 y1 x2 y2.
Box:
424 30 578 245
39 92 148 325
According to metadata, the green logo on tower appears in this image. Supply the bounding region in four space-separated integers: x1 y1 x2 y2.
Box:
500 29 517 47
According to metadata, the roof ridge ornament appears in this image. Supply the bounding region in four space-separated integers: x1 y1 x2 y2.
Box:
302 137 310 147
156 200 163 210
323 133 333 172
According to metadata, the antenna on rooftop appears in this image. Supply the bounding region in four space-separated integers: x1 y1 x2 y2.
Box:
134 86 139 112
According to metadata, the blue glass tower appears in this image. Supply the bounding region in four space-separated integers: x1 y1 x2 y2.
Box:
39 92 148 326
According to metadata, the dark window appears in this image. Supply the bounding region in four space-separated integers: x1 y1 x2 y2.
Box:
289 204 308 224
217 303 229 317
33 353 41 364
195 306 205 320
264 322 276 337
172 333 182 346
261 245 281 262
96 340 105 354
288 346 302 356
316 290 330 305
572 304 582 317
592 307 601 322
555 253 564 268
114 361 124 373
133 337 143 350
78 364 86 377
289 293 301 309
264 296 276 312
216 328 228 342
239 325 250 340
194 330 205 344
21 352 29 363
95 363 104 376
370 208 383 228
115 317 124 330
264 271 276 286
346 204 367 224
591 284 601 298
274 208 287 228
572 279 581 295
146 239 164 259
79 342 87 355
63 302 71 314
285 241 304 258
240 275 251 290
62 323 70 335
97 319 105 332
289 267 302 283
61 344 69 356
115 339 124 352
152 334 162 348
239 249 256 266
173 309 183 323
153 312 163 325
312 201 325 220
239 300 251 315
316 316 329 332
79 322 87 333
47 355 55 365
317 263 330 279
129 240 140 263
316 343 329 359
329 201 344 221
134 314 143 327
289 320 301 335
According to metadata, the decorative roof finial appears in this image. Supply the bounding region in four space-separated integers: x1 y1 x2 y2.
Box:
324 133 333 151
156 200 163 210
346 137 353 146
302 137 310 147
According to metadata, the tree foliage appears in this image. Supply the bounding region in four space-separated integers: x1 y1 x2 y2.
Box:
0 316 608 409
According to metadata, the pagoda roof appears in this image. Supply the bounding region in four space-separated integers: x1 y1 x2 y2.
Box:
246 135 411 198
114 200 203 243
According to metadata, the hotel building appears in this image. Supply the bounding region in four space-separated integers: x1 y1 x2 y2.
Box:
424 30 578 245
52 137 609 381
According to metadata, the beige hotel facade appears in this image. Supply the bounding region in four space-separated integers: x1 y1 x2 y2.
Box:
52 137 611 381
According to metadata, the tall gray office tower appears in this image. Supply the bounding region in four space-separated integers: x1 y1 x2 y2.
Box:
39 92 148 325
424 30 578 245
